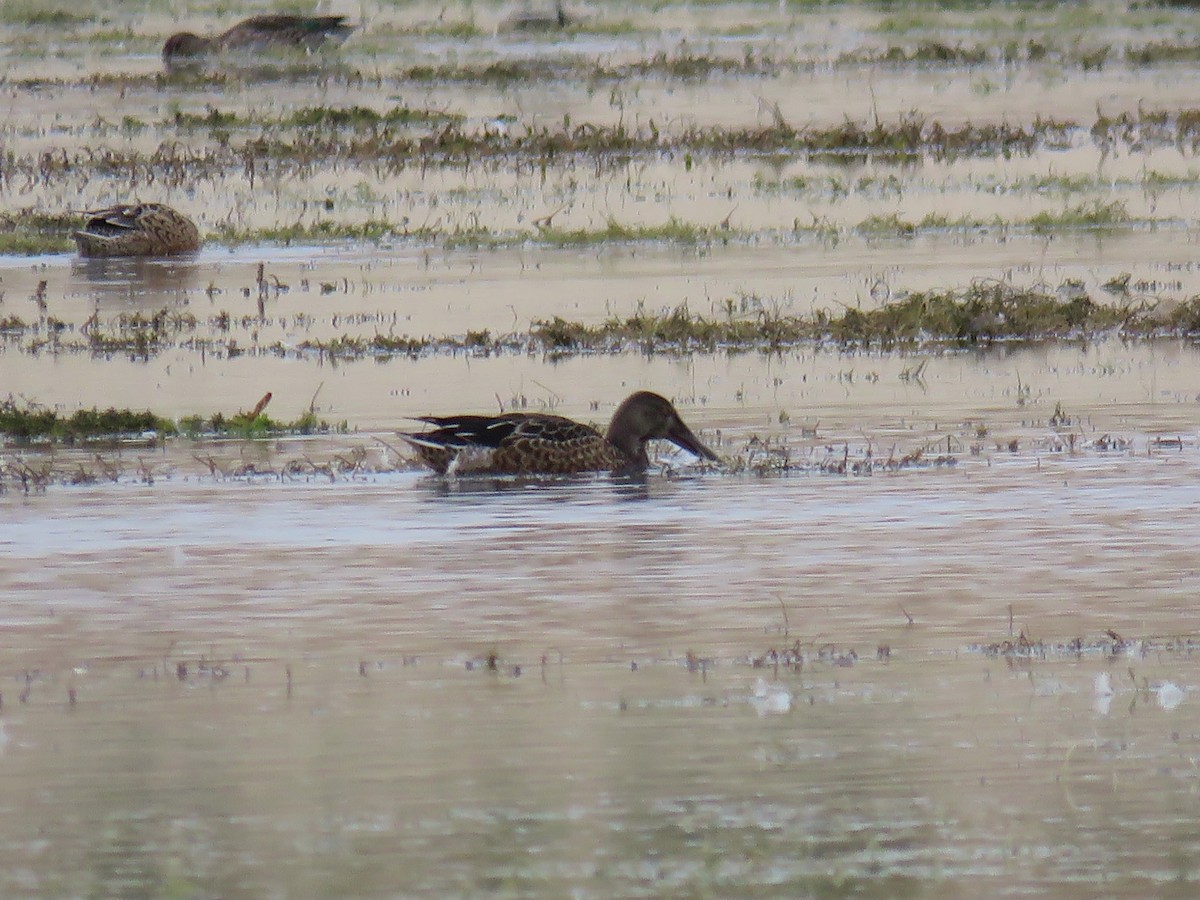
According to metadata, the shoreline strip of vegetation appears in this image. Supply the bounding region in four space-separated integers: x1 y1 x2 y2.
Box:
0 199 1167 256
13 34 1200 89
0 396 340 445
8 106 1200 190
4 282 1200 366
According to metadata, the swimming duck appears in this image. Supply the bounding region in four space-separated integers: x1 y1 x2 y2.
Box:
401 391 717 476
162 15 355 71
73 203 201 258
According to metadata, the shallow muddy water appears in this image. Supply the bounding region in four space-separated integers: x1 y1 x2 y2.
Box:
5 235 1200 437
2 458 1200 895
5 0 1200 895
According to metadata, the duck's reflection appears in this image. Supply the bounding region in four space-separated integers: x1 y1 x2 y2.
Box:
414 471 703 504
71 256 201 308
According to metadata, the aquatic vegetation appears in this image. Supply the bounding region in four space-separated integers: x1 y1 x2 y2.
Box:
970 628 1200 660
0 439 377 491
169 107 245 130
85 309 200 360
362 19 484 42
1156 296 1200 333
177 406 341 438
1000 173 1109 195
817 283 1122 345
403 59 566 85
1125 40 1200 66
5 280 1200 368
1028 200 1129 233
282 105 459 129
0 113 1098 204
0 2 94 26
0 104 1188 261
212 220 404 246
615 50 775 80
538 218 711 247
840 42 990 67
1091 106 1200 149
0 395 341 446
855 213 917 237
527 283 1148 355
0 211 75 255
168 104 461 132
215 217 737 252
403 54 774 86
0 398 172 443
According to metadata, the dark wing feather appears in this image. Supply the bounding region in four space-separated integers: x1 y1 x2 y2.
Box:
411 414 526 449
408 412 601 450
81 204 141 237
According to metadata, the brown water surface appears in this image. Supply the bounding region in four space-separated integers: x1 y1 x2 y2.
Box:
2 458 1200 895
4 1 1200 894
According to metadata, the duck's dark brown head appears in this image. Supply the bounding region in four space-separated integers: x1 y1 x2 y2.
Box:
162 32 212 69
605 391 718 471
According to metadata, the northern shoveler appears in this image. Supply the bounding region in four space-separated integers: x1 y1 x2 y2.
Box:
162 15 355 71
73 203 201 258
401 391 718 476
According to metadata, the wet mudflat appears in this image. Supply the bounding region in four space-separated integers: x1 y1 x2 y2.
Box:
5 0 1200 894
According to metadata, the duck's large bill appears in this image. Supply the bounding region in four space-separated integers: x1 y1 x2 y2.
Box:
666 420 718 462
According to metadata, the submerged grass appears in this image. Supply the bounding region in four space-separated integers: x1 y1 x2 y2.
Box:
0 200 1168 258
8 282 1200 367
1028 200 1129 234
9 105 1200 213
1 113 1083 194
212 220 403 246
169 104 461 132
538 218 713 247
1091 106 1200 150
83 309 200 360
841 42 991 67
400 49 776 83
211 215 720 251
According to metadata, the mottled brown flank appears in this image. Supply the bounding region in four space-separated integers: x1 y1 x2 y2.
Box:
490 435 624 474
411 444 456 474
73 203 201 258
407 419 624 474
